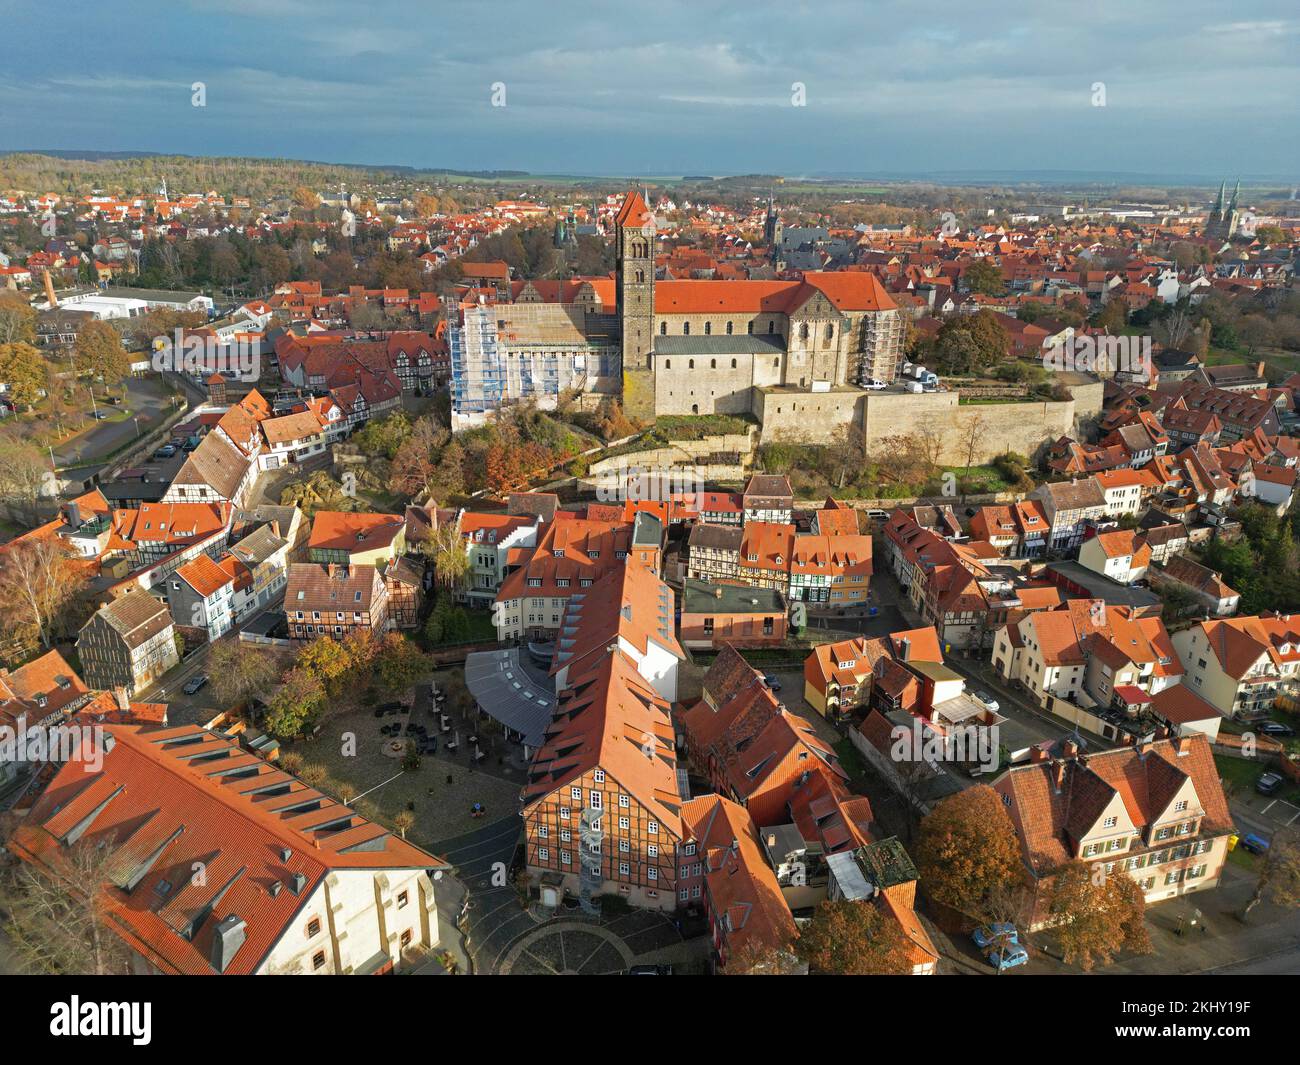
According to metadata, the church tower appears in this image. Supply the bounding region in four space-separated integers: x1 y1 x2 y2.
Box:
615 189 656 420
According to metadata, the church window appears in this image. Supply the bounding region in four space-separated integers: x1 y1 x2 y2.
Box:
688 359 695 369
825 324 834 341
768 321 775 334
664 359 671 369
710 359 716 369
726 321 734 335
704 321 711 335
683 322 690 335
660 322 666 335
731 359 737 369
800 323 809 340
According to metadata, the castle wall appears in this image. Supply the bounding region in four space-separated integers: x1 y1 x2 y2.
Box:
859 389 1096 465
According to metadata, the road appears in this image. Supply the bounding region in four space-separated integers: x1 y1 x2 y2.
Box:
1208 946 1300 974
53 375 177 472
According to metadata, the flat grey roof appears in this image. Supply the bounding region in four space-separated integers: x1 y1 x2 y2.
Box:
464 648 554 749
654 334 786 356
682 578 785 615
1045 560 1163 611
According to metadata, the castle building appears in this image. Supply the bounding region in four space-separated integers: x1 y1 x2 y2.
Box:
448 189 905 432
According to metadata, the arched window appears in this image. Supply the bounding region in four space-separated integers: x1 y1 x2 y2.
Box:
659 321 667 335
773 357 780 368
710 359 717 369
768 321 775 334
635 270 644 282
704 321 712 335
683 322 690 336
688 359 695 369
825 323 834 341
799 323 809 341
691 404 699 414
726 321 734 335
664 359 671 369
748 320 755 334
731 358 737 369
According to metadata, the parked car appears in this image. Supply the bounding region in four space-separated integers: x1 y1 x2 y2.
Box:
1256 771 1285 795
985 944 1029 971
625 964 674 975
972 923 1018 950
761 674 782 692
970 690 1000 713
89 409 110 420
182 674 208 695
1240 833 1271 855
154 444 178 459
863 379 887 391
1257 721 1295 737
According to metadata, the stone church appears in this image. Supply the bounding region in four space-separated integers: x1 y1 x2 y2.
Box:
449 189 905 438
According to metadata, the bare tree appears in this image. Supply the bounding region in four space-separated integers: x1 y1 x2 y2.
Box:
0 534 83 651
0 841 134 974
1242 826 1300 921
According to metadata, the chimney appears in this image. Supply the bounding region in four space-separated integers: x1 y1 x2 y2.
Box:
898 636 911 661
1030 745 1050 764
1061 740 1079 760
65 500 82 529
1052 758 1068 793
714 586 723 599
210 915 246 974
42 268 58 309
766 833 777 848
113 686 131 712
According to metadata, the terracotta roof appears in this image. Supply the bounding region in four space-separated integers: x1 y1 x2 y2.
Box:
308 511 405 555
7 723 445 975
997 735 1232 877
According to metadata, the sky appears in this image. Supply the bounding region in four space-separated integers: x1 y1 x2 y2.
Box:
1 0 1297 181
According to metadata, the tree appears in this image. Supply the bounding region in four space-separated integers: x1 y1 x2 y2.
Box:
425 595 471 645
0 342 44 409
74 319 130 393
1241 826 1300 921
932 310 1010 375
207 640 282 710
292 186 321 211
795 899 914 975
964 258 1004 296
0 436 54 524
374 632 428 694
1048 861 1151 970
0 840 133 974
352 411 411 460
0 534 84 651
431 523 469 590
0 290 38 345
295 635 354 695
393 809 416 840
265 666 326 738
915 785 1024 919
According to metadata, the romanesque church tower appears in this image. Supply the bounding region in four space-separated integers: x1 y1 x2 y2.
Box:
615 189 656 419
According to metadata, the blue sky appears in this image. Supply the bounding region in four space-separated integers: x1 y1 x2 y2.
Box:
1 0 1297 179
